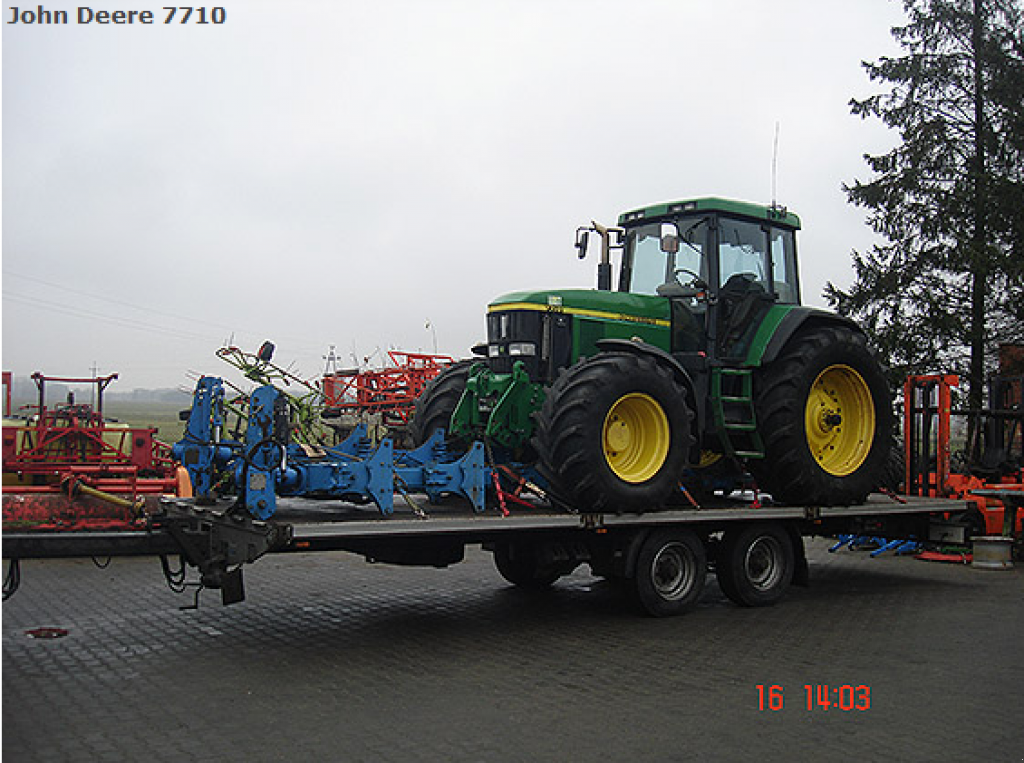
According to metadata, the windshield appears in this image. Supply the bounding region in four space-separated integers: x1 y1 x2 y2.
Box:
621 218 708 295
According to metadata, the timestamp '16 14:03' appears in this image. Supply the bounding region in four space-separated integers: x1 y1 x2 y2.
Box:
756 684 870 711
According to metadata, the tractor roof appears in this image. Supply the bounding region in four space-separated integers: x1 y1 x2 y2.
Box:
617 197 801 230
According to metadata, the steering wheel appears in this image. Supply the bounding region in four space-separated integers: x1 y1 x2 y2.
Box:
673 267 703 289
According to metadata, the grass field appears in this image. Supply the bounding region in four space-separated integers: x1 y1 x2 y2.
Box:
101 401 188 443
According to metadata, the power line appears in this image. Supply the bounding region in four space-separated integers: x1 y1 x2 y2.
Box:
3 270 331 354
3 290 215 342
3 269 240 334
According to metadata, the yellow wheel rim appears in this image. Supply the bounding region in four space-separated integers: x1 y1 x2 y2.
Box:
603 393 670 483
805 364 875 476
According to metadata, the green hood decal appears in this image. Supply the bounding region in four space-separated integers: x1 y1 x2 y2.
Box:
489 289 671 327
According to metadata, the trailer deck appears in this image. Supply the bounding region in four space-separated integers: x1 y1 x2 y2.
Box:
3 492 967 560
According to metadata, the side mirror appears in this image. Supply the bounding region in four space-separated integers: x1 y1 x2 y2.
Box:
660 222 680 254
575 228 590 259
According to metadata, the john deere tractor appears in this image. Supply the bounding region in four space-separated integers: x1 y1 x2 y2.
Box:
412 197 892 510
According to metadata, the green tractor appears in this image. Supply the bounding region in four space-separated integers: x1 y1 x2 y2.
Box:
413 197 893 510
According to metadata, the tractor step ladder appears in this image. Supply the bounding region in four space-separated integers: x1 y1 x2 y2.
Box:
711 367 764 459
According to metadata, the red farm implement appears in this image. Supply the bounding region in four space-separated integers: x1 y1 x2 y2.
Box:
322 351 454 429
2 373 187 532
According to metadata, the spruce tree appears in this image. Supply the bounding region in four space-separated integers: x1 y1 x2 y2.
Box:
827 0 1024 412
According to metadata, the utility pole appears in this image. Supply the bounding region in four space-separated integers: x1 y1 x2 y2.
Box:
90 362 99 407
323 345 339 376
425 320 438 355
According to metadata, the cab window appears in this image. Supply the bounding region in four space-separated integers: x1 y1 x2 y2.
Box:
770 228 800 304
717 218 769 290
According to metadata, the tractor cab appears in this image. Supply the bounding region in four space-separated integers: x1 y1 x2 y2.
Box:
603 198 802 360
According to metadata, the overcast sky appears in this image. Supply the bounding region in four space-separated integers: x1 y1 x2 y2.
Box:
3 0 906 392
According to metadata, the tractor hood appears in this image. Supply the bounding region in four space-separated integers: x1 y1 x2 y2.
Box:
488 289 671 328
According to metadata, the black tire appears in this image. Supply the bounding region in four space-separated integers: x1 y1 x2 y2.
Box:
492 542 561 589
534 352 694 513
410 360 474 448
715 523 794 607
877 434 905 493
750 325 893 506
631 529 707 616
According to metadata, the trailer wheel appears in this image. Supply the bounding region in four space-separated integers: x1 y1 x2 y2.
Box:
631 529 706 617
410 360 474 448
492 542 561 590
534 352 694 512
751 326 893 505
715 523 794 607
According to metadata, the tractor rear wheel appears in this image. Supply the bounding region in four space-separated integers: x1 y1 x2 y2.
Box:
750 326 893 505
410 360 474 448
534 352 693 512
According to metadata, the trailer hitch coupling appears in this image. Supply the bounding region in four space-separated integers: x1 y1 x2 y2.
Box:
158 501 292 605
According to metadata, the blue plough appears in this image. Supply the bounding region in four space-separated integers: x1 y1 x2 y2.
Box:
172 377 488 520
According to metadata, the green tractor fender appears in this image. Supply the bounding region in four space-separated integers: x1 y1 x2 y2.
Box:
594 338 704 438
752 307 866 367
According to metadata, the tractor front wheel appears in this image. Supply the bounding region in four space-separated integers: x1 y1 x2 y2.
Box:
534 352 693 513
410 360 474 449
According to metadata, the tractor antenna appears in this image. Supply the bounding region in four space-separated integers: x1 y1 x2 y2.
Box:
771 121 780 208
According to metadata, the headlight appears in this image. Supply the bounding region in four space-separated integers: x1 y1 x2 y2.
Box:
488 344 501 357
509 342 536 356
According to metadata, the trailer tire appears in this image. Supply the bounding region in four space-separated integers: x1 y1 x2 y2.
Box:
715 523 794 607
492 542 561 590
631 529 706 617
410 360 474 449
534 352 694 513
751 326 893 506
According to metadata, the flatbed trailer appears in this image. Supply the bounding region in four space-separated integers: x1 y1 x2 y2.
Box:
2 492 971 616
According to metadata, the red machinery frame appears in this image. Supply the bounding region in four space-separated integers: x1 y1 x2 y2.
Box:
322 352 455 427
3 373 185 531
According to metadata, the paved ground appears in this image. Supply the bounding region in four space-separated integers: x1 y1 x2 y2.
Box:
3 539 1022 762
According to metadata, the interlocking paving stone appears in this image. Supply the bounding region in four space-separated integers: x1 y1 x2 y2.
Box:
3 539 1022 762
